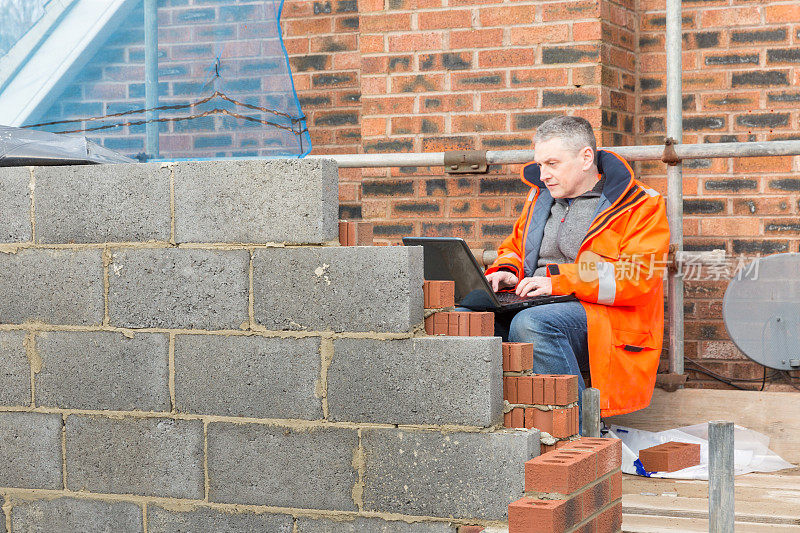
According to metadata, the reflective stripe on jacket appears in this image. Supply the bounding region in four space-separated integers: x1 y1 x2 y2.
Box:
485 150 671 417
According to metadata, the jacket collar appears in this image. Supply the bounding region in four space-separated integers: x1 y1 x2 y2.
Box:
521 149 633 206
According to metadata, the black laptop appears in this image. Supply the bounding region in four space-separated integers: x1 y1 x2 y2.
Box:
402 237 577 312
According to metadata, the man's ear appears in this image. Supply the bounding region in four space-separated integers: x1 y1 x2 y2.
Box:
581 146 595 171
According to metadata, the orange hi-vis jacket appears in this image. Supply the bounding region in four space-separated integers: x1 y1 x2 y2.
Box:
486 150 671 417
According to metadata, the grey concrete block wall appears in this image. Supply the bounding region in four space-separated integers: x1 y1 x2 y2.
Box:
108 248 249 329
173 159 338 244
0 331 30 406
0 412 63 490
65 416 204 499
296 517 456 533
148 505 294 533
35 331 170 412
207 423 358 510
34 163 170 244
0 249 104 325
361 428 540 520
10 497 143 533
174 334 322 419
328 337 503 427
0 166 32 242
253 246 424 332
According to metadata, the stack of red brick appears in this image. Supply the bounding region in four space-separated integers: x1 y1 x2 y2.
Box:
503 343 580 451
509 437 623 533
422 280 495 336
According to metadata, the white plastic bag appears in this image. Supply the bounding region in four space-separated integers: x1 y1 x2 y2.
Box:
605 422 793 480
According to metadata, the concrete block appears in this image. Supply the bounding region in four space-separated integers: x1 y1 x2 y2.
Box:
148 505 293 533
207 423 357 510
252 246 423 332
0 412 63 489
175 334 322 419
297 517 455 533
65 415 204 499
108 248 249 329
10 497 142 533
362 428 540 520
0 166 32 242
0 249 103 325
173 159 338 244
0 331 30 406
328 337 503 427
35 162 170 243
36 331 170 412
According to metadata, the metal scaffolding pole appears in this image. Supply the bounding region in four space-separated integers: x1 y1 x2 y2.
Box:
666 0 684 377
307 139 800 167
144 0 159 159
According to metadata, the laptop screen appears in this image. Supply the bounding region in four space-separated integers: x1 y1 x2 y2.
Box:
402 237 497 307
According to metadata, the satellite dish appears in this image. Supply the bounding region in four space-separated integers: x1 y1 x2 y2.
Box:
722 253 800 370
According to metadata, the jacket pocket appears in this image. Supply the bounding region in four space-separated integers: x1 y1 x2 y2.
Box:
612 328 656 352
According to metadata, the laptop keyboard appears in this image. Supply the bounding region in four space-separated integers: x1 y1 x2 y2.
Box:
495 291 534 304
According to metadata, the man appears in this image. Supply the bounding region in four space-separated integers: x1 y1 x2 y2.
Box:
483 116 670 417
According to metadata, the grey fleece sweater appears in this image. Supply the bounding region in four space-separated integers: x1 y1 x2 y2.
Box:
533 176 605 277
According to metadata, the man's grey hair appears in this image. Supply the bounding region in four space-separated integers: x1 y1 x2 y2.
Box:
534 116 597 156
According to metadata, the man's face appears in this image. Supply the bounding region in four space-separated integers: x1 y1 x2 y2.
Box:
533 137 593 199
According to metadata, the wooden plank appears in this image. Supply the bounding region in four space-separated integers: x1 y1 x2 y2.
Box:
623 514 800 532
606 389 800 463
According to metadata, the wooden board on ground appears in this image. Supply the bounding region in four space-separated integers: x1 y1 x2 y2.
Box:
606 388 800 463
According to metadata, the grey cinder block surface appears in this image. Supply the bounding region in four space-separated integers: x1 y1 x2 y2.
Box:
0 412 63 489
0 166 32 242
35 331 170 412
148 505 293 533
108 248 249 329
0 331 30 406
0 249 103 325
175 334 322 419
10 497 143 533
65 416 204 499
296 517 456 533
328 337 503 427
361 428 540 520
35 163 170 244
207 423 358 510
252 246 424 332
173 159 338 244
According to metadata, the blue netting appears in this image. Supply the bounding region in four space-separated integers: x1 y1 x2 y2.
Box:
0 0 311 160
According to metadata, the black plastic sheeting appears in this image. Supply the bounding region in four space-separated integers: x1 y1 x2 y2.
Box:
0 125 135 166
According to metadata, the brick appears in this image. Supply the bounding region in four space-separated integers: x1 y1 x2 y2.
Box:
173 159 337 244
592 500 622 533
517 376 534 404
525 448 595 494
0 249 103 325
532 375 545 404
511 407 525 428
469 311 494 336
329 337 502 426
148 505 293 533
505 376 519 403
433 311 449 334
553 375 579 404
0 412 62 489
562 438 623 478
765 4 800 23
35 331 169 412
338 220 374 246
11 498 142 532
639 441 702 473
731 70 789 87
0 167 32 242
424 280 455 308
256 247 423 332
508 497 579 533
66 415 203 498
362 428 539 519
174 334 322 419
531 408 552 434
297 516 454 532
207 423 357 509
108 248 249 329
0 331 29 406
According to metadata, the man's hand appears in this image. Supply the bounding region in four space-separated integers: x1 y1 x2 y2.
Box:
485 271 519 292
515 276 552 297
